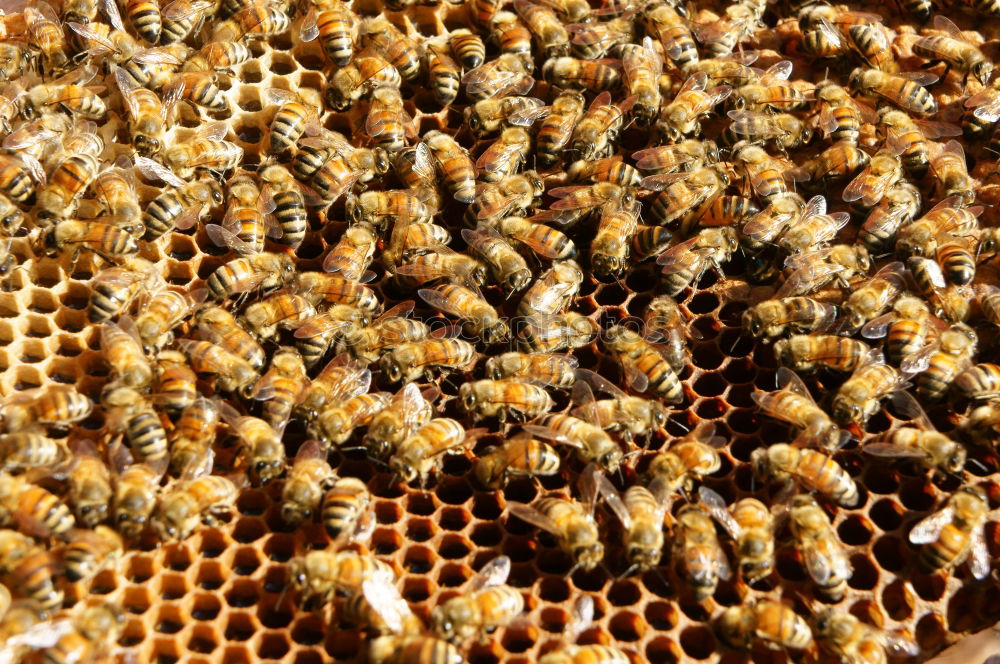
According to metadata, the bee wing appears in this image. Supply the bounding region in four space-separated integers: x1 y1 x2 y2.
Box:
134 155 186 188
469 555 511 593
475 139 528 172
676 71 708 96
205 224 259 256
548 185 607 210
914 118 962 139
508 105 552 127
131 48 185 67
362 575 415 635
814 17 845 48
655 236 700 266
968 93 1000 122
842 163 875 203
68 21 119 54
895 70 939 86
508 501 562 535
863 440 931 460
264 87 299 108
179 448 215 481
162 0 213 20
968 526 990 580
698 486 742 539
521 424 585 449
298 8 318 41
776 366 813 398
763 59 793 82
889 390 935 430
871 260 907 291
591 468 631 529
909 505 954 544
880 633 920 659
859 312 897 339
575 366 627 398
99 0 126 32
776 263 845 299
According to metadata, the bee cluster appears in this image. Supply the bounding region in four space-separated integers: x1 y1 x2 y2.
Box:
0 0 998 660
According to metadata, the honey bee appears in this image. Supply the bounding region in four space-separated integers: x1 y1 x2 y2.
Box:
812 80 870 145
111 454 164 539
565 14 633 59
363 86 412 154
858 181 921 253
699 487 775 584
176 339 258 394
838 261 906 334
315 392 392 447
832 352 906 425
732 60 812 113
211 1 290 41
0 601 45 662
462 52 534 101
138 165 223 240
566 156 642 187
861 293 942 364
363 16 421 81
380 338 476 383
909 485 990 579
752 443 859 507
642 295 690 371
205 251 296 301
432 555 524 643
473 172 545 225
154 455 237 541
135 287 201 353
717 600 812 651
509 90 585 168
592 471 668 575
0 385 92 433
485 352 577 389
65 439 112 528
422 130 476 204
572 374 669 442
195 306 266 372
37 148 103 225
801 141 871 187
424 39 461 107
909 256 971 323
115 70 179 157
257 165 307 250
467 96 543 142
743 297 837 339
590 193 641 279
731 143 801 205
644 2 698 70
85 261 157 326
322 476 373 542
723 110 813 150
476 128 531 183
102 384 167 466
247 348 309 433
450 29 485 68
242 294 317 341
897 197 980 257
518 312 596 353
660 72 733 141
777 244 869 299
263 87 322 155
3 545 62 612
509 476 603 572
632 139 718 176
288 549 394 608
217 402 284 485
695 0 765 57
522 404 622 472
788 494 852 600
488 12 532 61
754 367 847 449
517 259 583 318
420 284 508 343
169 396 219 475
633 422 719 496
542 56 620 92
61 526 124 584
462 227 531 291
864 391 966 475
391 418 484 485
297 354 372 421
335 301 428 363
603 324 683 402
0 433 64 475
299 0 358 66
773 334 872 374
0 473 75 539
813 609 919 664
848 68 938 116
460 379 554 423
101 320 153 389
347 190 435 237
646 163 730 228
842 148 903 209
930 140 975 207
913 15 992 86
182 40 252 71
42 220 138 262
672 502 731 602
364 383 435 461
161 124 243 179
878 110 960 181
568 91 635 161
474 436 560 488
281 441 335 526
159 0 215 43
911 323 978 401
657 227 738 296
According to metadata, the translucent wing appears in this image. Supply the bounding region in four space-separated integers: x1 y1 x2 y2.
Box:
520 424 585 449
776 366 813 399
908 506 954 544
592 469 631 529
968 528 990 580
508 501 562 535
698 486 741 539
469 555 511 592
362 575 415 635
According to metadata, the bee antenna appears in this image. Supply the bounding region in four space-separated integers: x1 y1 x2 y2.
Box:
619 563 638 579
967 458 991 474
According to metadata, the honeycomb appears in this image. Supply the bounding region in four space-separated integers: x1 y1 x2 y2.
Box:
0 0 999 662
